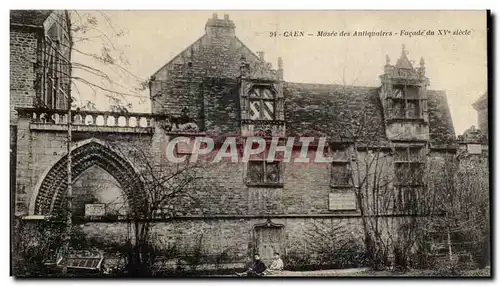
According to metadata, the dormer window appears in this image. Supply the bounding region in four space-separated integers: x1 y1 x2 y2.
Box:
390 85 422 119
248 87 275 120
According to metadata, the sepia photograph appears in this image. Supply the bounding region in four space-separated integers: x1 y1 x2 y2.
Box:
9 10 490 278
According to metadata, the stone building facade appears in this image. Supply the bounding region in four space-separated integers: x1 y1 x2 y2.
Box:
10 10 71 124
145 13 457 266
10 10 71 223
11 12 464 270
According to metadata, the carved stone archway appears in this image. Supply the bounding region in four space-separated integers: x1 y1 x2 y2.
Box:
29 138 147 217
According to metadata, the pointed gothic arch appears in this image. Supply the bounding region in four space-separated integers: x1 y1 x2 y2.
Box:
29 138 148 217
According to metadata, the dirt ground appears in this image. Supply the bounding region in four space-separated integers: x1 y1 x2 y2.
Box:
268 267 370 277
224 267 491 277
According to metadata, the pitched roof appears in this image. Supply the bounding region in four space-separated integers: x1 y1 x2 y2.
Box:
151 34 269 81
283 83 387 144
283 83 456 147
472 91 488 110
151 16 457 148
150 15 278 81
10 10 52 26
427 90 457 147
395 46 414 70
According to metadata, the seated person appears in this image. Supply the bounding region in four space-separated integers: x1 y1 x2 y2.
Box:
264 252 284 275
236 254 267 277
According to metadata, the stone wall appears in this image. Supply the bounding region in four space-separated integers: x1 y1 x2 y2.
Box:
14 113 155 216
77 216 366 269
10 28 39 125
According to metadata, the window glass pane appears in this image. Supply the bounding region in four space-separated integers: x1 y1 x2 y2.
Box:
393 101 405 118
395 163 408 185
266 162 280 183
413 101 420 117
410 163 424 185
248 88 275 120
249 89 260 98
395 148 408 161
406 87 419 98
399 186 418 212
249 100 260 120
396 162 424 186
409 147 422 162
248 161 264 183
330 148 348 161
332 162 350 185
262 100 274 120
407 101 416 118
393 87 403 98
261 89 274 99
48 24 58 41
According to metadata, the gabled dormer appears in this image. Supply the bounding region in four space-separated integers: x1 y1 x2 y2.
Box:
379 45 430 141
239 53 285 137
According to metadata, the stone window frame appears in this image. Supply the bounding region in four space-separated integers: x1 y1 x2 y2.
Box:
329 145 352 188
245 159 284 188
328 145 358 212
394 146 425 212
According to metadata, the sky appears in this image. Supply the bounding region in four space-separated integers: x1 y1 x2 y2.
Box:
72 10 487 135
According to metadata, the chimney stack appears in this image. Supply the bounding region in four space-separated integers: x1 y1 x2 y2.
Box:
277 57 284 80
257 51 265 61
205 12 236 38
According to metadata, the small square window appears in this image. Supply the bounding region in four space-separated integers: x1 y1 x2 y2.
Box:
331 162 351 186
265 161 280 183
246 160 282 186
248 161 264 184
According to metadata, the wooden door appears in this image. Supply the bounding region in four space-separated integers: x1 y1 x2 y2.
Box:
255 226 283 265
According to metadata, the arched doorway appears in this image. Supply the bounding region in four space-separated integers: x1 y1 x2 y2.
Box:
29 139 147 218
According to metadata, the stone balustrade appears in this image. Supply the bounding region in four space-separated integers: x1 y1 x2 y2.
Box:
17 107 159 129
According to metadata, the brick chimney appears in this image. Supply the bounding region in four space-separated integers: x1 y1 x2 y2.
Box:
205 13 236 39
